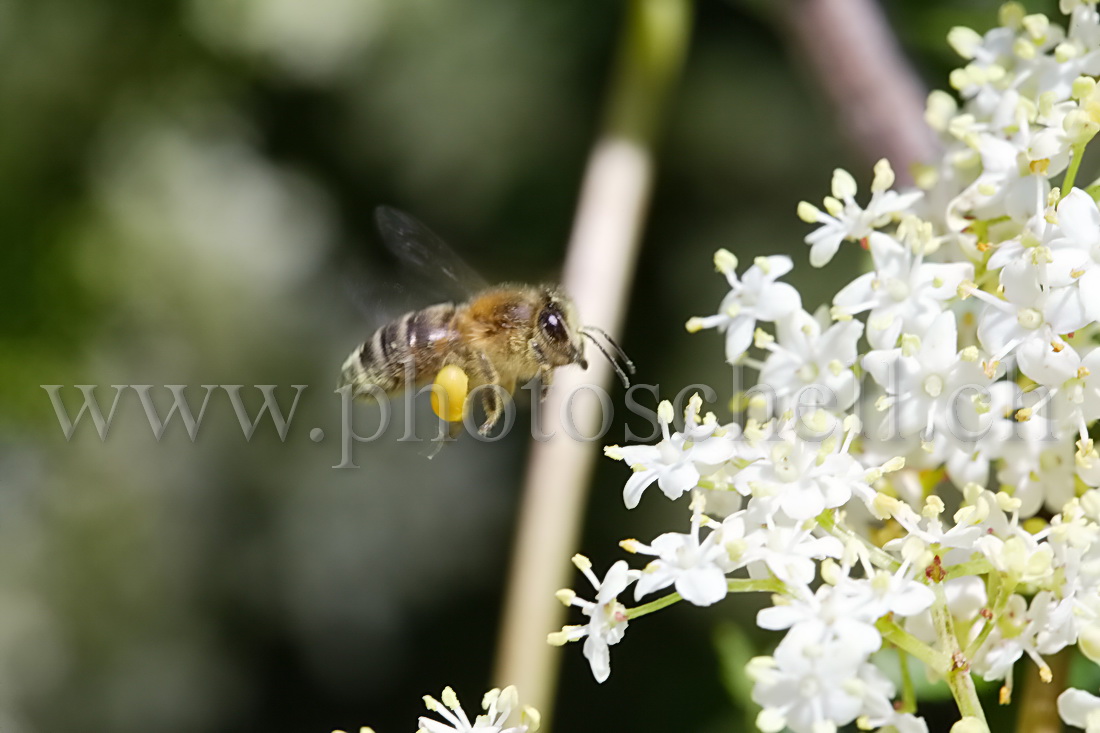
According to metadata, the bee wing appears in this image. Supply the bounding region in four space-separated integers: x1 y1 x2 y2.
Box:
374 206 488 301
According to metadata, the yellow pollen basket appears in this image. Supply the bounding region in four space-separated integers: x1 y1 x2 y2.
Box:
431 364 469 423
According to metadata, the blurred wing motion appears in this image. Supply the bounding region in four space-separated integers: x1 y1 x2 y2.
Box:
374 206 488 301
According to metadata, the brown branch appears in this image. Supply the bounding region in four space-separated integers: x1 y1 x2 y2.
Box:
774 0 939 183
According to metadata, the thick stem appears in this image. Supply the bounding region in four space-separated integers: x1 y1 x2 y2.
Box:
932 583 988 725
771 0 939 183
876 615 951 673
1014 647 1071 733
898 648 917 714
491 0 692 726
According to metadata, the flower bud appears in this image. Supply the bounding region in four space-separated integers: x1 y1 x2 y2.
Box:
797 201 820 223
872 158 895 192
831 168 857 199
714 248 738 274
947 26 984 59
950 717 989 733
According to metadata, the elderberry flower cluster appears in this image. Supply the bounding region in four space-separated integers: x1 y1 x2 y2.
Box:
334 686 540 733
552 3 1100 731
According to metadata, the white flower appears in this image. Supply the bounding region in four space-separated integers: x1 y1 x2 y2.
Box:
550 557 638 683
833 233 972 349
942 381 1026 491
687 251 801 362
862 310 990 444
884 500 986 561
757 308 864 412
854 662 929 733
799 160 923 267
417 686 539 733
1058 688 1100 733
732 418 871 522
606 399 734 509
630 499 730 606
996 414 1084 516
747 629 870 733
946 123 1057 228
607 401 698 509
972 263 1090 368
757 566 933 661
1046 187 1100 321
757 583 884 657
741 518 844 587
973 592 1058 681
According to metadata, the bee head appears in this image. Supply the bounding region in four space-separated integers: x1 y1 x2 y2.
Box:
537 288 587 369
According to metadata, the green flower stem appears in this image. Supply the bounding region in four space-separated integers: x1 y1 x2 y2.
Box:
898 648 917 714
727 577 786 594
963 578 1016 662
876 616 951 673
932 583 988 725
628 592 682 619
966 215 1010 246
817 509 900 571
627 577 784 620
944 558 993 582
1061 141 1089 197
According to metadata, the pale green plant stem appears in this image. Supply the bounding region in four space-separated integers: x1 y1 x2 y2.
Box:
932 583 988 725
963 578 1015 662
628 592 682 619
491 1 691 726
876 616 951 672
1061 141 1089 198
727 577 787 595
944 557 993 582
627 578 785 620
897 648 917 714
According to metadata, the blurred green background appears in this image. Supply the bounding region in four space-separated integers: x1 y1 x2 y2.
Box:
0 1 1059 731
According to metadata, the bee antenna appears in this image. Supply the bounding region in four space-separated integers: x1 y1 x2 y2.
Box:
582 331 631 389
581 326 635 375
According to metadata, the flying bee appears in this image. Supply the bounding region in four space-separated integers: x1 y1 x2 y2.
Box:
340 207 634 437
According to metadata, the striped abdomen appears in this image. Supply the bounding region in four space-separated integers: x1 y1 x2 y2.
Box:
341 303 459 395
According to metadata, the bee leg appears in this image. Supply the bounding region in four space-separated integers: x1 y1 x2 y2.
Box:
475 353 504 436
537 366 553 402
529 339 548 365
528 339 553 401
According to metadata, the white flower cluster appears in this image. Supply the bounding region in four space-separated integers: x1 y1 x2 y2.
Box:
334 686 540 733
554 3 1100 731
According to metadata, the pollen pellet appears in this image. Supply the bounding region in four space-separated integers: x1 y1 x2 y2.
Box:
431 365 469 423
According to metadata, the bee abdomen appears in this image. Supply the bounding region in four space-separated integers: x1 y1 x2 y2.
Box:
341 304 457 395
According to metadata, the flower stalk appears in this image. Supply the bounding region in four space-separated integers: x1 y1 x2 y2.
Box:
492 0 691 724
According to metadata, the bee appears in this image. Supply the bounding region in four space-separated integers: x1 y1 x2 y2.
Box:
340 207 633 436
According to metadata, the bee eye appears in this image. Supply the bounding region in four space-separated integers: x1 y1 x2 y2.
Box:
540 309 567 342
